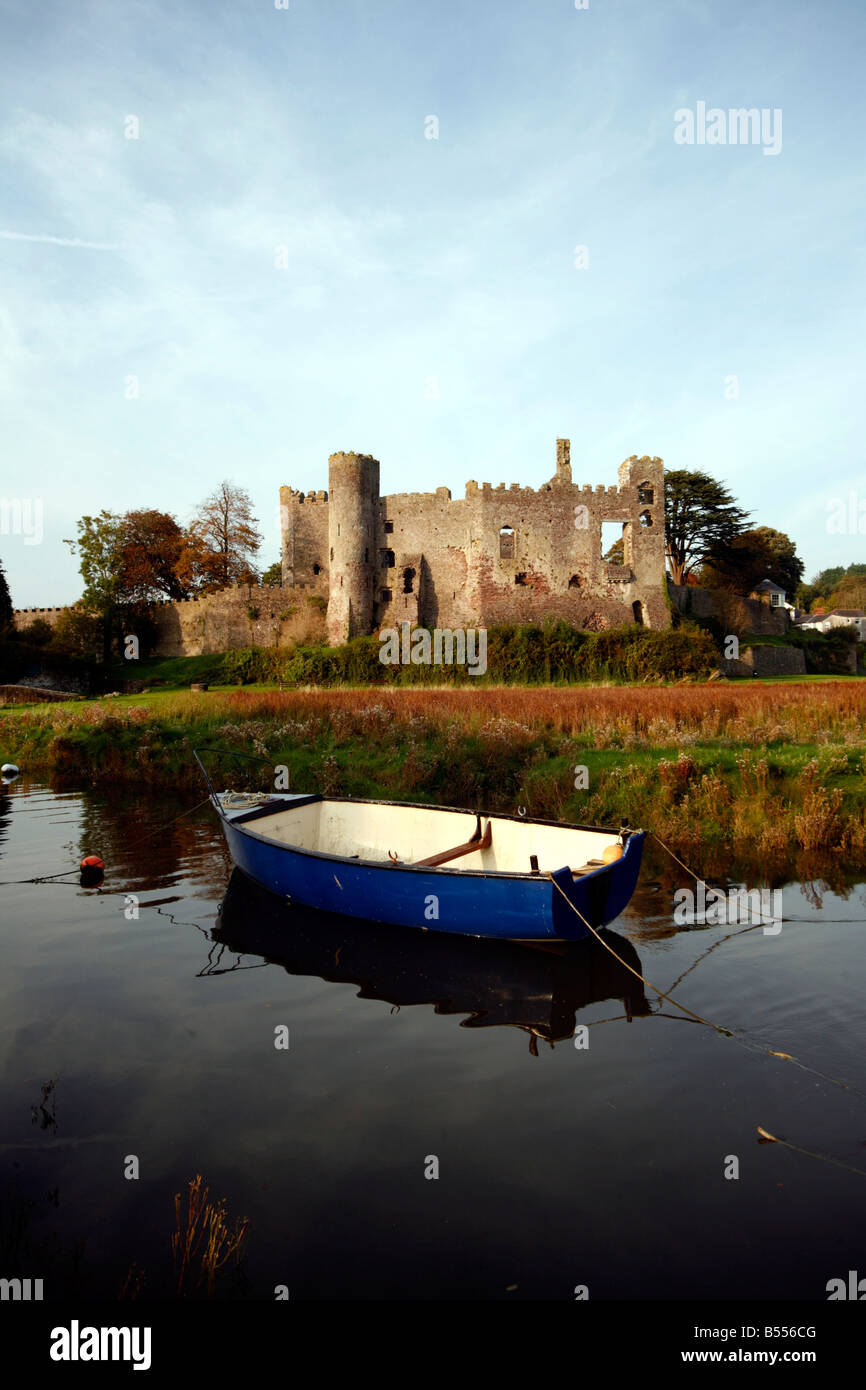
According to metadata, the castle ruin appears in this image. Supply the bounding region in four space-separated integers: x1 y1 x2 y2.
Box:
280 440 670 643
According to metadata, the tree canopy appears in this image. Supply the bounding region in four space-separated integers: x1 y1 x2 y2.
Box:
700 526 804 597
64 511 126 617
119 509 193 602
64 483 264 656
189 481 262 591
0 556 13 633
798 563 866 613
664 470 750 586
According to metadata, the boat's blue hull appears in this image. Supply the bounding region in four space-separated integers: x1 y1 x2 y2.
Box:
219 807 645 942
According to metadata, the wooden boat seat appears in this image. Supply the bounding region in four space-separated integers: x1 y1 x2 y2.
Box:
413 816 493 868
572 860 605 877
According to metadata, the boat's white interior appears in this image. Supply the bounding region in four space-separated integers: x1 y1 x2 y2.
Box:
228 795 620 875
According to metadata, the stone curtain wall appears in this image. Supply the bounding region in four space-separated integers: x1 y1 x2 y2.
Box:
15 589 326 658
150 585 326 657
12 606 72 631
281 443 671 639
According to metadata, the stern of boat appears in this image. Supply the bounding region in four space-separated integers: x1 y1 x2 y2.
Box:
550 830 646 940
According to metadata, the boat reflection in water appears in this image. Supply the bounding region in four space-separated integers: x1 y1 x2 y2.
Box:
212 869 652 1051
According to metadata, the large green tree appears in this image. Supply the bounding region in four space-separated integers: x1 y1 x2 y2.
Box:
63 511 126 657
664 470 750 586
63 511 164 658
701 526 804 597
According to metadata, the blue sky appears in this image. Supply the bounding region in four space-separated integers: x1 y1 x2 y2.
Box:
1 0 864 606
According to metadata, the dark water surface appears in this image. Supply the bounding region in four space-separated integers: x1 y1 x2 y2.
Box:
1 779 865 1301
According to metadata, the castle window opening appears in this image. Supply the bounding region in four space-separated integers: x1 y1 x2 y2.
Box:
337 523 341 537
384 520 394 534
364 548 369 562
380 588 392 603
515 573 527 586
380 548 395 568
601 522 625 564
499 526 515 559
568 574 581 589
402 567 416 594
639 510 652 528
633 600 646 626
312 563 321 574
637 483 654 505
330 547 334 561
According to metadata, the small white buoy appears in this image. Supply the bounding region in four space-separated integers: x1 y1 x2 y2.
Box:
2 763 19 778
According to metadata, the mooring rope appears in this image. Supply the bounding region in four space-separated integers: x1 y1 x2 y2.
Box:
548 854 866 1107
546 872 733 1036
651 830 707 885
756 1127 866 1180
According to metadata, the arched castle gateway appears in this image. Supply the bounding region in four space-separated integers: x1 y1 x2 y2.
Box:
279 440 669 645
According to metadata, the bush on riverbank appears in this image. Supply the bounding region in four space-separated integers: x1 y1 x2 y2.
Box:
211 623 718 687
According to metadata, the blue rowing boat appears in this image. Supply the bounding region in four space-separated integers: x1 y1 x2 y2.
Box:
196 751 645 942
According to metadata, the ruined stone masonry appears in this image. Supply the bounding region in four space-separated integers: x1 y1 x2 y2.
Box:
280 440 670 643
12 587 326 657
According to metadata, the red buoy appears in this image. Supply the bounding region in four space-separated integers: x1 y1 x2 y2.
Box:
79 853 105 888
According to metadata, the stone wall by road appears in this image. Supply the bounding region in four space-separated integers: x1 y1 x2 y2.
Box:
0 683 83 703
669 585 789 636
722 645 806 677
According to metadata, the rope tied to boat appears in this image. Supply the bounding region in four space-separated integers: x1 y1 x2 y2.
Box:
546 872 733 1037
548 855 866 1114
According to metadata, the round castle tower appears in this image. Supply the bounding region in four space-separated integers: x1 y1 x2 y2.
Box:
327 452 380 644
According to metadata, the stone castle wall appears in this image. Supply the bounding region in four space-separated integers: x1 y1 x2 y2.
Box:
282 441 671 642
12 605 72 631
149 586 326 657
12 587 326 658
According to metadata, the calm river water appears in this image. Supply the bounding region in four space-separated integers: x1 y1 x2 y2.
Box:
1 778 865 1301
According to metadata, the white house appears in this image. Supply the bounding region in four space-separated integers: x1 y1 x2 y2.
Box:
795 609 866 641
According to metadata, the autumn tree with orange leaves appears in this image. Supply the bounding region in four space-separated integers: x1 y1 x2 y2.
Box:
186 481 263 592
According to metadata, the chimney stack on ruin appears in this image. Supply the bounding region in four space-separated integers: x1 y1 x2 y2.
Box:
555 438 572 482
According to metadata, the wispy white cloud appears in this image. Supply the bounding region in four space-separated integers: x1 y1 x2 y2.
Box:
0 230 123 249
